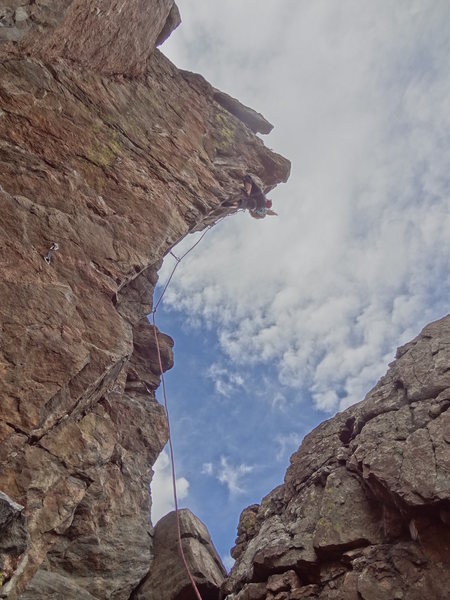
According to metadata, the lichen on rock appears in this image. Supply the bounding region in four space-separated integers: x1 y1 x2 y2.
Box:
0 1 290 598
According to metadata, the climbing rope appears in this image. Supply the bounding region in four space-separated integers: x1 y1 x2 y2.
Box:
152 225 215 313
151 312 202 600
150 220 224 600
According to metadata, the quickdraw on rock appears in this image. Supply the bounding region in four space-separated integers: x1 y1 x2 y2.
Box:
44 242 59 265
169 251 181 263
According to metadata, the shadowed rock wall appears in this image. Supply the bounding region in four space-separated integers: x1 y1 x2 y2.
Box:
0 1 290 598
223 315 450 600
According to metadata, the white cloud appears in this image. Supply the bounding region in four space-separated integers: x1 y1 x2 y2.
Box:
271 391 288 412
160 0 450 414
275 432 302 462
201 462 213 475
312 390 339 413
202 456 255 497
218 457 254 496
151 449 190 524
207 363 245 397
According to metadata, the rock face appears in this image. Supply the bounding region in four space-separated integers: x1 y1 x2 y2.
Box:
0 492 27 586
134 509 226 600
0 1 290 598
0 0 181 76
223 314 450 600
5 2 447 600
212 89 273 135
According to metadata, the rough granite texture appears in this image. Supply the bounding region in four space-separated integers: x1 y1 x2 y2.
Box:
0 1 290 598
2 2 448 600
223 314 450 600
133 509 226 600
0 0 181 76
0 491 27 587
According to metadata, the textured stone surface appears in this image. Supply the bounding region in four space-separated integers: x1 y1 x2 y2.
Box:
224 315 450 600
0 493 26 590
134 509 226 599
212 88 273 135
0 1 290 597
0 0 180 76
0 492 26 557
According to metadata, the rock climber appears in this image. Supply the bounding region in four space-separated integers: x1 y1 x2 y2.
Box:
239 174 266 210
249 198 278 219
227 175 278 219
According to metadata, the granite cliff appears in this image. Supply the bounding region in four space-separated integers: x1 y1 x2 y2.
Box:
223 315 450 600
0 1 289 598
1 3 449 600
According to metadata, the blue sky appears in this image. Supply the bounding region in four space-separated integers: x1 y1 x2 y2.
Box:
152 303 325 566
151 0 450 568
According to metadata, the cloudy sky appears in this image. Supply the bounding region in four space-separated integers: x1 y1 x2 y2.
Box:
151 0 450 568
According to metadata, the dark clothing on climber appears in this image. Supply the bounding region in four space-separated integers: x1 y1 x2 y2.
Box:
238 176 267 210
221 174 278 219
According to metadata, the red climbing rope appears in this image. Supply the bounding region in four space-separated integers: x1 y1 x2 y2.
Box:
151 312 202 600
150 222 224 600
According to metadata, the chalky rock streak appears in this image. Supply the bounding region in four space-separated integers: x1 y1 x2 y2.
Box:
223 315 450 600
0 1 290 598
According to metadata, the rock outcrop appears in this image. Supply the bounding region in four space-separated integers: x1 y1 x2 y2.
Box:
223 314 450 600
0 1 290 598
133 509 226 600
0 0 181 76
0 492 27 587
